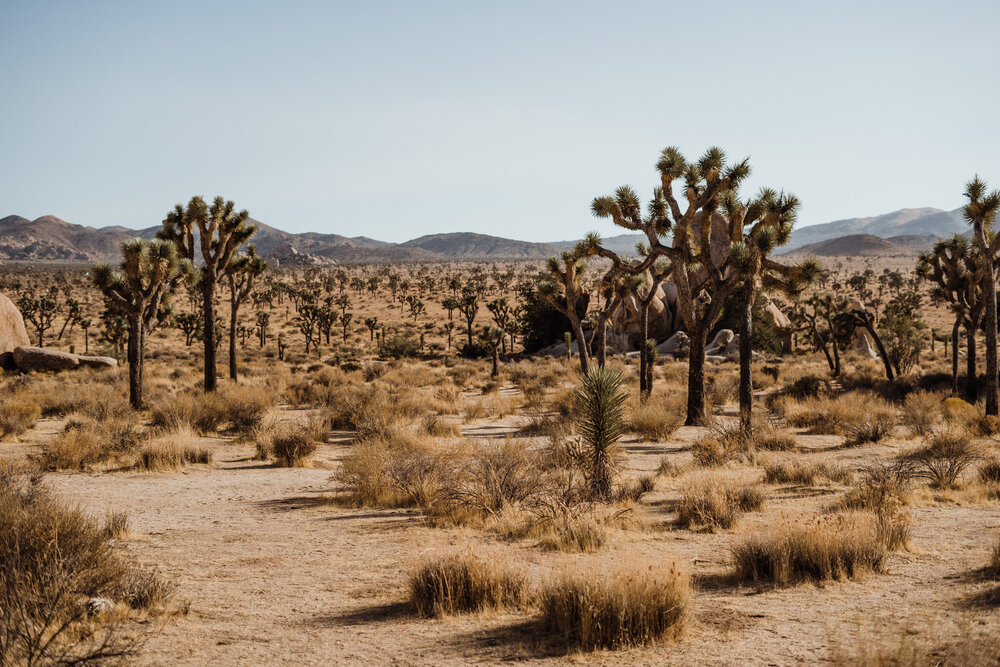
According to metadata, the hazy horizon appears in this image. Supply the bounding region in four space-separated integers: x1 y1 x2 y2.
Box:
2 1 998 243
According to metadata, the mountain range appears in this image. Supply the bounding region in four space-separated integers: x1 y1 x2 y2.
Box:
0 206 970 264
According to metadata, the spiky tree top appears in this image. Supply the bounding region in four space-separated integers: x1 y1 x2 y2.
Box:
92 238 193 327
159 196 257 284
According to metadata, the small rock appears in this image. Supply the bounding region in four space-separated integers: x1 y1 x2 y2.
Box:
77 355 118 370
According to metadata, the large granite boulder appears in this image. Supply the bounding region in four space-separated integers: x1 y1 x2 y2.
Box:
77 355 118 370
13 346 80 372
657 331 689 356
0 292 30 369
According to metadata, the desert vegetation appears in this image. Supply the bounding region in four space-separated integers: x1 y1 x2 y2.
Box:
2 171 1000 664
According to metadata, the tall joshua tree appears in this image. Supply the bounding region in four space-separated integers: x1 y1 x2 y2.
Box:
722 189 820 431
226 245 268 381
593 146 753 425
159 196 257 392
917 234 985 399
92 239 192 408
965 176 1000 415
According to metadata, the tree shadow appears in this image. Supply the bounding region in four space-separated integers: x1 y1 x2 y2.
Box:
444 618 569 660
307 601 412 627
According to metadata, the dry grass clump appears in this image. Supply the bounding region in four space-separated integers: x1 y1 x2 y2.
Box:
0 462 172 664
731 512 891 585
841 460 914 514
335 432 452 507
536 511 609 553
42 414 146 471
149 392 229 435
409 549 527 616
763 458 852 485
626 391 684 441
137 428 213 471
221 385 275 436
420 414 462 437
271 419 327 467
0 394 41 438
690 420 791 466
538 559 689 650
785 392 896 443
901 391 942 437
904 428 980 489
675 476 765 530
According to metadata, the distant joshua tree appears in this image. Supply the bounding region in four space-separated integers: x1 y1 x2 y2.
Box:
92 239 192 408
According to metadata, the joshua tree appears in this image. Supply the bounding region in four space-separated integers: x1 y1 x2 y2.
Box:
917 234 985 398
159 196 257 392
721 189 820 431
444 320 455 349
796 294 848 376
480 325 504 377
18 293 59 347
487 298 512 353
78 318 92 354
442 296 459 320
226 245 268 381
364 316 379 341
56 297 80 341
457 287 480 348
92 239 192 408
965 176 1000 414
296 303 322 355
255 310 270 349
539 247 592 374
577 366 627 501
340 311 353 342
175 311 201 346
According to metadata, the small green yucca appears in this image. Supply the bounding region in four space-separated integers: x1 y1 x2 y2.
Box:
577 367 627 501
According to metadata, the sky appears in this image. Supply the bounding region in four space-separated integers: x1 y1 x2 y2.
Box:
1 0 998 243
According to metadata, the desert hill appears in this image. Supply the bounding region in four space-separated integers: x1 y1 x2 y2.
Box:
785 207 965 250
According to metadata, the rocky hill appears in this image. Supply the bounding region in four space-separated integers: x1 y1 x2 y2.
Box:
401 233 561 259
781 234 920 257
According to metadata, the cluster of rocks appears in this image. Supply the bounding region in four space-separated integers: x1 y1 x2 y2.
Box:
0 292 117 373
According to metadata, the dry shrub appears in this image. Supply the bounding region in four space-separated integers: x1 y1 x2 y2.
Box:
335 433 451 507
979 459 1000 485
19 380 130 420
137 428 213 471
409 549 527 616
438 441 544 519
751 427 797 452
103 510 130 540
841 460 914 514
271 419 327 467
675 477 765 530
42 414 146 471
901 391 941 437
785 392 895 441
626 392 683 442
420 414 461 437
446 362 479 387
942 396 978 423
0 462 171 663
221 385 274 436
0 395 41 438
538 559 689 650
763 459 852 486
461 399 487 422
149 392 228 436
731 512 890 585
905 429 980 489
690 436 731 467
532 504 609 553
707 373 739 407
785 374 829 399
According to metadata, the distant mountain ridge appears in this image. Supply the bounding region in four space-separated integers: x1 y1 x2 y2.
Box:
0 205 970 264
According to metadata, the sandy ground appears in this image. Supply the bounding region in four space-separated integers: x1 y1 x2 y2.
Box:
7 410 999 666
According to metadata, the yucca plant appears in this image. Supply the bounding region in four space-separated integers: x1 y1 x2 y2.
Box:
577 367 627 500
965 176 1000 415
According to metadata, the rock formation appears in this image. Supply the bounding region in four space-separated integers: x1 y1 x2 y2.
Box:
0 292 30 369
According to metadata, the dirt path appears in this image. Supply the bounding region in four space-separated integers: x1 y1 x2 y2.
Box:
34 431 1000 665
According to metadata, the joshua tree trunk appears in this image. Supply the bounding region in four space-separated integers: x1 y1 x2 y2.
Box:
951 319 960 396
491 345 499 377
572 318 590 375
639 304 650 398
595 320 608 368
685 327 708 426
738 286 753 432
975 225 999 414
229 292 239 381
966 325 978 403
202 281 218 392
127 313 145 409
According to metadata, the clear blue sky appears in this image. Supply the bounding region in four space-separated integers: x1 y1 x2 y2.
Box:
1 1 998 242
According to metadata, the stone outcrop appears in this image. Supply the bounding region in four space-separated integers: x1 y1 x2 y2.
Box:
656 331 689 357
13 346 80 372
0 292 30 369
77 355 119 370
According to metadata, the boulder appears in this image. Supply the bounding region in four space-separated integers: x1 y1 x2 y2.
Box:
852 328 878 358
13 346 80 372
77 355 118 370
656 331 689 356
0 292 30 357
708 329 735 350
